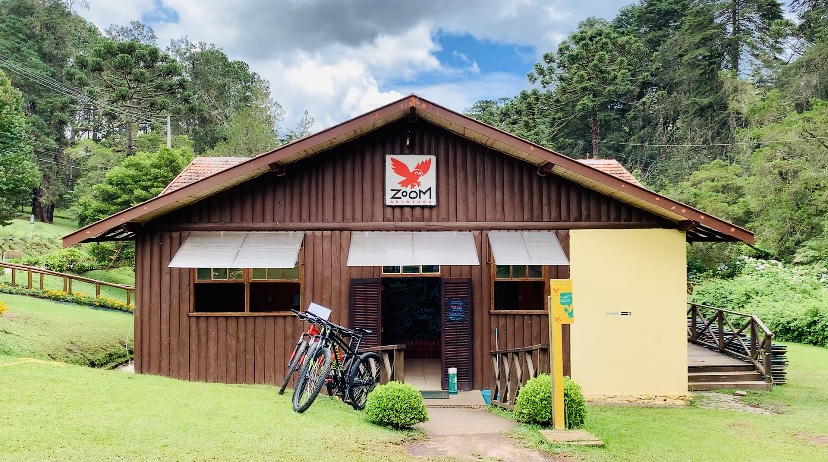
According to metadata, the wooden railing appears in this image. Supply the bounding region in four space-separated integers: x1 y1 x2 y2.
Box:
364 344 405 384
687 303 774 383
489 344 549 409
0 261 135 306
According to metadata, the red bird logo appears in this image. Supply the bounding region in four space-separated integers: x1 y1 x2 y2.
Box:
390 157 432 188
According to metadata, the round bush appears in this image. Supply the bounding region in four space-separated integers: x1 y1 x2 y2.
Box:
364 381 428 428
514 374 586 429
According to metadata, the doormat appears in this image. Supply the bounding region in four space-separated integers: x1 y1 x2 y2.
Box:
420 390 449 399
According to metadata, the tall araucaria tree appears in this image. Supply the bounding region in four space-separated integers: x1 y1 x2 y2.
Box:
529 18 648 159
70 39 189 156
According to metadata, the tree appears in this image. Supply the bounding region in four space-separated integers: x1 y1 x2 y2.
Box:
74 145 193 226
790 0 828 43
529 18 648 158
0 0 99 222
70 39 189 156
703 0 786 74
0 69 40 225
743 97 828 259
105 20 158 45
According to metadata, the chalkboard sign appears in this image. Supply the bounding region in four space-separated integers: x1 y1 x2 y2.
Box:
446 298 466 322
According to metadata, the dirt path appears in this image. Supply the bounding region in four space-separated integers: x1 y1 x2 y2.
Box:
406 408 566 461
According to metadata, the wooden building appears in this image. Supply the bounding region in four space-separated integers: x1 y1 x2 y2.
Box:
63 95 753 398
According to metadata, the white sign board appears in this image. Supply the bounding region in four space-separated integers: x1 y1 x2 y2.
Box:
385 155 437 206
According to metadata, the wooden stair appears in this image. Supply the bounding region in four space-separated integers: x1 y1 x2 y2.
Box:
688 344 771 391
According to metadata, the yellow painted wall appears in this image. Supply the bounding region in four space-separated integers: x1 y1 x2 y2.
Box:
569 229 688 397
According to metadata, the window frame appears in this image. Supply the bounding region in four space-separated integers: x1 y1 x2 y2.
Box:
188 250 304 317
489 261 549 314
381 265 441 277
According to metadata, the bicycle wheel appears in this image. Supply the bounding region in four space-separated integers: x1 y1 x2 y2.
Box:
278 338 308 395
347 352 381 410
292 344 331 413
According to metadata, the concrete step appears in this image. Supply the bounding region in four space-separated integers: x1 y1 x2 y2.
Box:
689 371 765 383
689 381 771 391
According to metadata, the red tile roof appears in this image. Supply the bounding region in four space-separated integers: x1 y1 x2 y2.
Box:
576 159 642 187
161 157 248 195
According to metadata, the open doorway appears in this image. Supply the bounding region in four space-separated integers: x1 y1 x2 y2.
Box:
381 277 441 390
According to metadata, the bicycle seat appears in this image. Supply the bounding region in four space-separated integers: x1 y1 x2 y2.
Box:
356 328 372 335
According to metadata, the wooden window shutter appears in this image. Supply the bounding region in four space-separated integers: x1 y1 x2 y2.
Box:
350 278 381 349
441 277 473 391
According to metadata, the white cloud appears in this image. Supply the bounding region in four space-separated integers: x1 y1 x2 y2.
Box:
78 0 623 132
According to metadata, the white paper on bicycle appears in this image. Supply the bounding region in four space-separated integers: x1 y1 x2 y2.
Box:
306 303 331 321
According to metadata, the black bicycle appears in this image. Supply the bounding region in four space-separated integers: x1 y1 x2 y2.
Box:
291 310 380 413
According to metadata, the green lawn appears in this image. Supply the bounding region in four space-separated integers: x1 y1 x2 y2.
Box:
511 342 828 461
0 294 133 368
0 212 77 257
0 354 420 461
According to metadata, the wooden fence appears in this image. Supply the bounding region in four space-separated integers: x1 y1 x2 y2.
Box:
0 261 135 306
489 344 549 409
364 344 405 384
687 302 774 383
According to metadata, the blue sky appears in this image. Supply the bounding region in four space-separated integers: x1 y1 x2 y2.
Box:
78 1 629 131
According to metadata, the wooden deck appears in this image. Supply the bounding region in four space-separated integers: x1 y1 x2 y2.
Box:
687 342 771 391
688 342 749 368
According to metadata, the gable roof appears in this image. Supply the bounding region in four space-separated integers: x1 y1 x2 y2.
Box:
161 156 248 195
63 95 754 246
576 159 642 187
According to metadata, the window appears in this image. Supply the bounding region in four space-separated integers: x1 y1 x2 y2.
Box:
382 265 440 275
493 265 545 311
193 267 301 314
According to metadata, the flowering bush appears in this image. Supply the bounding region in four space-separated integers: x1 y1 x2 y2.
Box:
0 284 133 313
0 300 8 316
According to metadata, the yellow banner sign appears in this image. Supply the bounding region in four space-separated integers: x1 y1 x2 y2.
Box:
550 279 573 324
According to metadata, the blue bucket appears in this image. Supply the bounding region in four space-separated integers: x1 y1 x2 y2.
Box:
481 389 492 405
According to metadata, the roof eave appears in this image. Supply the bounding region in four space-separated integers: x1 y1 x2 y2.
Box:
63 94 753 247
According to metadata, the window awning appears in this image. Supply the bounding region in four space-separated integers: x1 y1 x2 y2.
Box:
487 231 570 266
347 231 479 266
168 231 304 268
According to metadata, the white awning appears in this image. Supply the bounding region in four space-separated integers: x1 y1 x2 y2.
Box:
488 231 570 265
347 231 479 266
168 231 304 268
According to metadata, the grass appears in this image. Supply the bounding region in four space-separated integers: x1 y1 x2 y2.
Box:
0 294 133 368
0 211 77 258
506 342 828 461
0 354 422 461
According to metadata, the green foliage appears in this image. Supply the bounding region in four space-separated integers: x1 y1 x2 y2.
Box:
0 69 41 225
364 381 428 428
529 18 649 158
74 145 193 226
563 376 587 429
0 284 133 313
38 247 97 273
743 98 828 258
513 374 586 429
691 257 828 346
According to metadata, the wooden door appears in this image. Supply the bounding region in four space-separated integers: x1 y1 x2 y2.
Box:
441 278 473 390
350 278 381 349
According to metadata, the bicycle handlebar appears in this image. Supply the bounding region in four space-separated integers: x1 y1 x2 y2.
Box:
290 309 372 337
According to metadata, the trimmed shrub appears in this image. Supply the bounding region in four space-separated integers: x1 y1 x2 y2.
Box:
514 374 586 429
364 381 428 429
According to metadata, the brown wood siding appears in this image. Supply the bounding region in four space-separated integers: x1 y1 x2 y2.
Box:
136 119 669 387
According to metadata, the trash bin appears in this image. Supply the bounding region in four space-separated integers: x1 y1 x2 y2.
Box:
481 389 492 405
448 367 457 394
